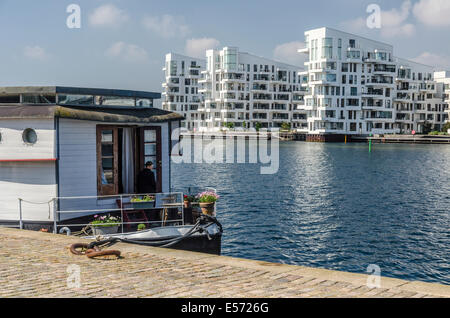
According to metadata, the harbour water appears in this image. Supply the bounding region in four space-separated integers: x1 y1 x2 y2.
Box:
172 141 450 285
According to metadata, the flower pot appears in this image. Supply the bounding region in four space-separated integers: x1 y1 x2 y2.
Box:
131 201 155 210
91 225 119 236
199 202 215 216
184 201 191 209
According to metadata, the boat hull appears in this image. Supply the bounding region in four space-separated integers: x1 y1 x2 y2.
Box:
85 224 223 255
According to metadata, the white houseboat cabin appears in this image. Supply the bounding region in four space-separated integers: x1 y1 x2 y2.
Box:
0 86 183 229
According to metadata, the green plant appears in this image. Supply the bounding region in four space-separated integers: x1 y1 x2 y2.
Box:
91 214 121 228
137 224 146 231
196 191 220 203
255 122 262 132
184 195 197 202
443 122 450 132
131 195 155 203
281 122 291 131
429 131 440 136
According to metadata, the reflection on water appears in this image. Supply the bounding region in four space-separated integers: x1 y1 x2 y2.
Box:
172 141 450 284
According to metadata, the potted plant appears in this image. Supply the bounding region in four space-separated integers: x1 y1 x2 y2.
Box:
137 224 146 231
90 214 121 236
183 195 196 209
131 195 155 209
196 191 220 216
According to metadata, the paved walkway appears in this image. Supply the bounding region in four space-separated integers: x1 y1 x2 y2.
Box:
0 228 449 298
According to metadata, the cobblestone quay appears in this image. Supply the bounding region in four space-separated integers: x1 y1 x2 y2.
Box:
0 228 449 298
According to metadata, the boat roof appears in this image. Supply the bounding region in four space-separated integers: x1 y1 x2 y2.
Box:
0 105 184 123
0 86 161 100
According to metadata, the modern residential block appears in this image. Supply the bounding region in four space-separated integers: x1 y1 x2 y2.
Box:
161 28 449 136
199 47 306 131
299 27 449 136
162 53 206 130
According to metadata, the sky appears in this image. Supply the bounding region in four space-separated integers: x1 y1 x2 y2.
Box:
1 0 450 95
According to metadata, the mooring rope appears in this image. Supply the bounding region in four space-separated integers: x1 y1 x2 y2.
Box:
69 215 223 260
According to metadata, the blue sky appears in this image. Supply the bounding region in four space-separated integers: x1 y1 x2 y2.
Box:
0 0 449 93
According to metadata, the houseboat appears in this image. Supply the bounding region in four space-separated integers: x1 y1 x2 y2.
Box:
0 86 222 255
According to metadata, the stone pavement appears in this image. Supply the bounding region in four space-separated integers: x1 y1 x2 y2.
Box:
0 227 449 298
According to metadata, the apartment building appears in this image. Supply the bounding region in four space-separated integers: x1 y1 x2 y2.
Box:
162 53 205 130
434 71 450 125
299 27 448 136
198 47 306 131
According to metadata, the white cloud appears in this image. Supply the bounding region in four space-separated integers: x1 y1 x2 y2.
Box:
381 0 411 27
340 1 415 38
413 0 450 27
381 23 415 37
379 0 415 37
105 42 149 62
411 52 450 70
89 4 128 28
24 46 48 60
185 38 220 58
142 15 190 39
273 41 306 67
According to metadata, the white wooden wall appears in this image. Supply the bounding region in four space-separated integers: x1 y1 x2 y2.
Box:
58 119 170 221
0 119 55 160
0 119 57 222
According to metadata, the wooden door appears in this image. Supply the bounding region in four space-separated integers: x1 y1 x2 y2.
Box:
97 126 119 196
139 127 162 193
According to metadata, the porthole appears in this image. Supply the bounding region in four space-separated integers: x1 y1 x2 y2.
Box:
23 128 37 145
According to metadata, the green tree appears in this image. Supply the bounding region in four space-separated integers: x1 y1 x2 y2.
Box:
255 122 262 132
281 122 291 131
442 122 450 132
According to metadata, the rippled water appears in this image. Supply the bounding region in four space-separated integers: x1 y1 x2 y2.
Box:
172 141 450 284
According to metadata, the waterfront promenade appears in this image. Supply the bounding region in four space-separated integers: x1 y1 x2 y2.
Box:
0 227 448 298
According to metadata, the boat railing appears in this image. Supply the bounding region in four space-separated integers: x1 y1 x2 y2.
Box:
18 192 186 234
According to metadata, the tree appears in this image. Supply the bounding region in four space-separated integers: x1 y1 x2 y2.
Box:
255 122 262 132
443 122 450 133
423 121 432 135
281 122 291 131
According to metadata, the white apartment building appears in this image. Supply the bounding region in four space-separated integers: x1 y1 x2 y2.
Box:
434 71 450 125
162 53 205 130
198 47 306 131
299 27 448 136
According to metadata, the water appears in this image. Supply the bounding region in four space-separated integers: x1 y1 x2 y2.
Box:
172 141 450 284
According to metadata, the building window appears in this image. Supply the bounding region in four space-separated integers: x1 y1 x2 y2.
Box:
322 38 333 59
22 128 37 145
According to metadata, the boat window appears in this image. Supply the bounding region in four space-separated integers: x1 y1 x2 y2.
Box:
136 98 153 108
22 128 37 145
95 96 135 107
0 95 20 104
58 94 95 106
22 94 56 104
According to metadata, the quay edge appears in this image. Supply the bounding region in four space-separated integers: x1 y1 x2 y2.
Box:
1 227 449 298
